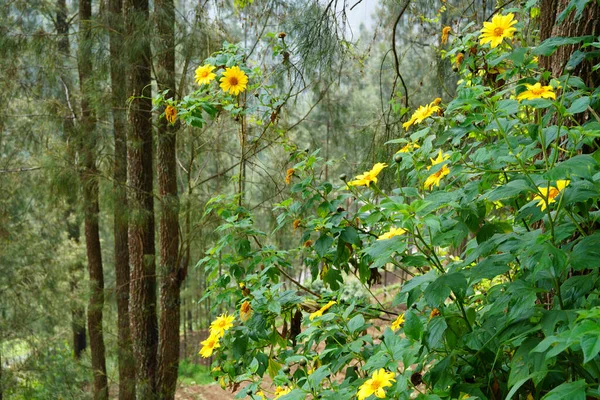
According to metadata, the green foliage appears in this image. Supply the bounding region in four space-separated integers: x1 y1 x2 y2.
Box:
196 7 600 400
178 359 214 386
4 343 91 399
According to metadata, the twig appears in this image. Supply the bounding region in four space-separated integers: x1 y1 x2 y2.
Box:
391 0 411 108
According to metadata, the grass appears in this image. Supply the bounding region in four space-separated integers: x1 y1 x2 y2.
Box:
178 359 214 386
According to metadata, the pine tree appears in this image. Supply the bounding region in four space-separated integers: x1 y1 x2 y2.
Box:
77 0 108 398
107 0 136 397
125 0 158 396
155 1 184 398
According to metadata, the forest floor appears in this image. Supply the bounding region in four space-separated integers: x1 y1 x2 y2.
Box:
175 383 235 400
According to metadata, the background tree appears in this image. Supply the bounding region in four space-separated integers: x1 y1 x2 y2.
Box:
107 0 136 397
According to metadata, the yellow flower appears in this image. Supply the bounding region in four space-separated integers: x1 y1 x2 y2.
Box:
240 301 252 322
533 180 570 211
309 300 336 321
424 165 450 190
456 53 464 67
377 227 407 241
210 313 234 338
357 368 396 400
402 102 441 130
274 386 292 399
195 64 216 85
517 82 556 101
427 150 450 170
433 97 442 105
397 142 420 153
430 308 441 319
441 26 451 45
347 163 387 187
285 168 295 184
479 13 517 48
165 105 177 124
219 66 248 95
391 313 405 330
293 219 302 231
256 391 266 400
199 334 220 358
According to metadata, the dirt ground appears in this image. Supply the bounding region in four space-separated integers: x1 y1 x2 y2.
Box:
175 383 236 400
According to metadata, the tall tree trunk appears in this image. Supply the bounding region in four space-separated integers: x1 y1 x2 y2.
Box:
539 0 600 88
155 1 184 398
125 0 158 397
56 0 88 361
108 0 136 397
78 1 108 399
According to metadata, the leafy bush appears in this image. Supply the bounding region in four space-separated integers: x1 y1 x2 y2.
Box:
170 11 600 400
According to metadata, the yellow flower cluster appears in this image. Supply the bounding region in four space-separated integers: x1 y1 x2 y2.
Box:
194 64 249 95
397 142 420 153
240 301 252 322
164 105 177 124
424 150 450 190
533 180 569 211
199 313 234 358
377 227 406 241
403 101 441 130
347 163 387 187
517 82 556 101
357 368 396 400
391 313 405 330
309 300 336 321
441 26 451 45
479 13 517 48
274 386 292 399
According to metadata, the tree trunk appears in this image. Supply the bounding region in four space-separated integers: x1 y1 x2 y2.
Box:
155 1 184 398
56 0 88 362
108 0 136 397
78 1 108 399
539 0 600 88
125 0 158 397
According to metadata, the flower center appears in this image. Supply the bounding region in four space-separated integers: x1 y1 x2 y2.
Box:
548 187 560 199
370 380 382 390
531 88 544 95
493 27 504 36
201 71 208 77
229 77 239 86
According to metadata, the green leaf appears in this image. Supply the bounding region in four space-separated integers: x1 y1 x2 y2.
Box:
486 180 532 201
426 317 447 349
424 272 467 306
581 334 600 364
403 310 423 341
541 380 586 400
347 314 366 335
545 155 598 180
279 389 307 400
567 97 590 114
315 235 333 257
340 226 361 246
307 366 330 389
570 233 600 270
534 36 595 56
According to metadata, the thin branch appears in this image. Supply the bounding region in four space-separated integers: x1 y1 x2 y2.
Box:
391 0 411 108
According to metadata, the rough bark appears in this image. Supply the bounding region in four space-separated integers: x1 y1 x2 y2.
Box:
56 0 88 361
108 0 136 398
155 1 184 398
78 1 108 399
125 0 158 397
539 0 600 88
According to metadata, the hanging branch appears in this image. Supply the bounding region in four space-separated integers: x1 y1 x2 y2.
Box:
391 0 411 108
